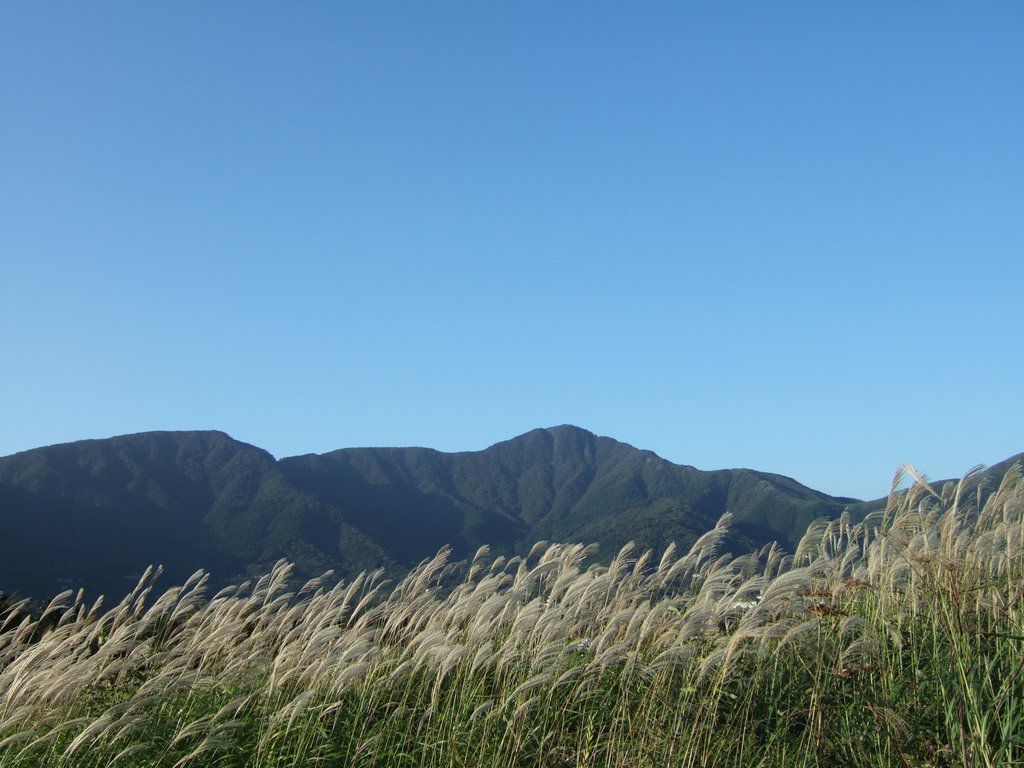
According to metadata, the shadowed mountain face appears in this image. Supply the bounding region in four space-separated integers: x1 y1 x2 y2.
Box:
0 431 392 601
0 425 882 600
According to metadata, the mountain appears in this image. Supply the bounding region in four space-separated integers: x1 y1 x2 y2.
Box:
278 426 857 563
0 431 394 601
0 425 904 601
841 452 1024 520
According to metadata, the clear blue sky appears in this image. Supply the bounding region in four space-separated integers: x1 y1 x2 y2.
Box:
2 3 1021 500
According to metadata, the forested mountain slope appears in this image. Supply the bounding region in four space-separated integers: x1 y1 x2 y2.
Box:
0 425 929 600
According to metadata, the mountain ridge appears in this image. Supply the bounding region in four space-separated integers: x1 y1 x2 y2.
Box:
2 425 1015 602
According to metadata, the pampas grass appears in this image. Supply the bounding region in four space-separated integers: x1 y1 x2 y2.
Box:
1 464 1021 767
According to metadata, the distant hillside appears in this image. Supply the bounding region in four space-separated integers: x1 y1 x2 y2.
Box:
841 452 1024 520
278 426 855 565
0 431 395 600
7 425 1004 601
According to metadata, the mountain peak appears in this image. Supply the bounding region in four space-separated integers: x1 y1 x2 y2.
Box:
542 424 596 437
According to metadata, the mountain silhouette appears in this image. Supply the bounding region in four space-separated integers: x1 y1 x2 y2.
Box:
4 425 1003 601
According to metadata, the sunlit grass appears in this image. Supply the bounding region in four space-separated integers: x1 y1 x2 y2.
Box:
1 464 1021 767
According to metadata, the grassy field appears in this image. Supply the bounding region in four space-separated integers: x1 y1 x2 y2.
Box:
1 465 1021 767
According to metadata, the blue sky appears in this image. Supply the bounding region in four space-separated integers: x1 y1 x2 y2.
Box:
2 3 1021 500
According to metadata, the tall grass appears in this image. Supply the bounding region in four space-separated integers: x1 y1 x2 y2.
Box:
1 465 1021 767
